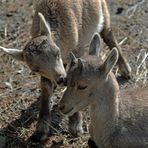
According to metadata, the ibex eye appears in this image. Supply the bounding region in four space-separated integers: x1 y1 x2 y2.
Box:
34 50 42 55
77 85 87 90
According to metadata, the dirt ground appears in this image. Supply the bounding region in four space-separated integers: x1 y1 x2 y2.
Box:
0 0 147 148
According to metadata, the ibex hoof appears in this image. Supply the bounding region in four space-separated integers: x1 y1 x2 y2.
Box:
30 132 49 143
31 117 51 142
88 138 98 148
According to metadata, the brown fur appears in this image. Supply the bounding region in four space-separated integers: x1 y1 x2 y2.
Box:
0 0 131 141
60 34 148 147
60 58 148 147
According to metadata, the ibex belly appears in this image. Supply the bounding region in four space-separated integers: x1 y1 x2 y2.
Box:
75 8 104 57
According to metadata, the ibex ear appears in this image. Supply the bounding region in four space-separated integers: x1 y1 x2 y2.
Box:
89 33 101 56
38 12 51 37
69 52 77 67
0 46 24 61
102 48 119 78
77 58 83 73
69 52 77 61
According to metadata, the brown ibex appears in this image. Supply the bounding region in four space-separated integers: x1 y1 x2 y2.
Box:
59 34 148 148
0 0 131 141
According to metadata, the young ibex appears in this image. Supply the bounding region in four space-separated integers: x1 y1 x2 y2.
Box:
59 34 148 148
0 0 131 141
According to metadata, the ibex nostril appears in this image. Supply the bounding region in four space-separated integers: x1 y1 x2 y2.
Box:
63 78 67 86
57 76 67 85
59 105 65 111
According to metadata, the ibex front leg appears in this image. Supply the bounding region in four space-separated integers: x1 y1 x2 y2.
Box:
68 112 83 137
101 28 131 79
33 77 54 142
101 0 131 79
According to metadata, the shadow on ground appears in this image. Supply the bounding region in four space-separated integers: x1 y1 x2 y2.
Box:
0 98 66 148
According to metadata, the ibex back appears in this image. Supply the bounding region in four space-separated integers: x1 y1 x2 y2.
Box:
0 0 131 142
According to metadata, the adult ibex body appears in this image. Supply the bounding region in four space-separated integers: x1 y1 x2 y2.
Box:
0 0 131 141
59 34 148 148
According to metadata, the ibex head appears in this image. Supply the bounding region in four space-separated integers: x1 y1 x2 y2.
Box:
0 13 66 83
59 34 119 116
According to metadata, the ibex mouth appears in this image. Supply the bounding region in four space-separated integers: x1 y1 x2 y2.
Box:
32 68 39 73
62 107 74 116
57 77 67 86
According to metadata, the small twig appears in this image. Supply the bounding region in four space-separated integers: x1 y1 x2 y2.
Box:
119 37 128 46
104 36 128 51
136 51 148 75
44 120 61 134
63 134 89 145
126 0 145 18
4 25 7 38
22 115 34 125
135 48 148 85
10 93 27 112
5 77 14 91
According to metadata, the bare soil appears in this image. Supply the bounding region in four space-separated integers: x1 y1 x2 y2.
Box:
0 0 147 147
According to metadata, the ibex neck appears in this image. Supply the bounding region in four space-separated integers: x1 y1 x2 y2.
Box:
90 101 118 147
90 74 119 148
